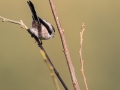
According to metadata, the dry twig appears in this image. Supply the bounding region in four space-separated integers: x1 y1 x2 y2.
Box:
79 23 89 90
0 16 28 29
40 50 60 90
48 0 80 90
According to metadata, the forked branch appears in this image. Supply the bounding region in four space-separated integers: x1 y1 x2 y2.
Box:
0 16 68 90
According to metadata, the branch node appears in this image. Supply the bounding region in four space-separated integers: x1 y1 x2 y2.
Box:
73 82 77 85
82 60 84 63
2 19 5 22
21 26 25 29
80 44 82 47
50 73 54 77
62 29 64 33
62 49 65 52
82 23 85 28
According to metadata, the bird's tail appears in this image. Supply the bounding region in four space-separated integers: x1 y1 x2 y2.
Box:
27 0 40 23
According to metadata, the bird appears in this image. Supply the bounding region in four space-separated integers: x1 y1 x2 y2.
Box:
27 0 55 44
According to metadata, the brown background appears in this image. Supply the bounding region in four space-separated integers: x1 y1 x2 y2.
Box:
0 0 120 90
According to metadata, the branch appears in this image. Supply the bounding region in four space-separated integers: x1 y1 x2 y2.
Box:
0 16 28 29
40 49 60 90
0 16 68 90
49 0 80 90
79 23 89 90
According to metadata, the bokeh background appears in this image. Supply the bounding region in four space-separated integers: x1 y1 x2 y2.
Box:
0 0 120 90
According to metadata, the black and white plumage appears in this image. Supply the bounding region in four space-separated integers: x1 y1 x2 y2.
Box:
27 0 55 43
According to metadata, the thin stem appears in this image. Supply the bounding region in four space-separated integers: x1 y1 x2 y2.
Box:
0 16 28 29
40 49 60 90
79 23 89 90
48 0 80 90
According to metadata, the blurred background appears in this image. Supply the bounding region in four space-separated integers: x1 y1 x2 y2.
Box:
0 0 120 90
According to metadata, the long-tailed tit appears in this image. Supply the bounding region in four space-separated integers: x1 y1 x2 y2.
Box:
27 0 55 44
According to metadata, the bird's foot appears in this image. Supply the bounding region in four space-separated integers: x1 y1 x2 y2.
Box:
39 39 42 45
31 34 34 38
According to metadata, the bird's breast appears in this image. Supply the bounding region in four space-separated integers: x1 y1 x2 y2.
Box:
30 25 55 40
